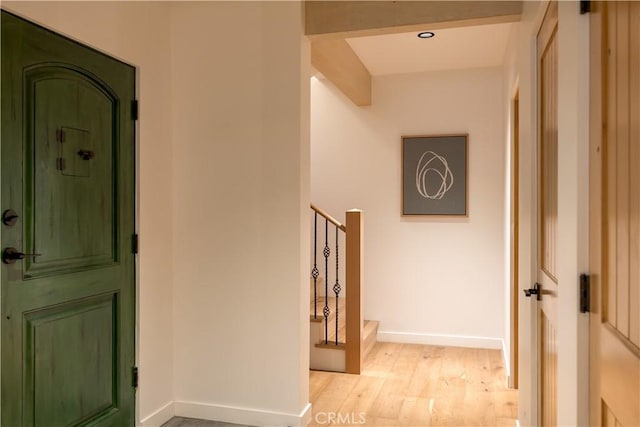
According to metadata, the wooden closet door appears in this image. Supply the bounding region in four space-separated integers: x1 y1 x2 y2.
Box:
535 2 559 426
589 2 640 426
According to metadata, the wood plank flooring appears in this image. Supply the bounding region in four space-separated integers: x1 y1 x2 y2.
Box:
309 342 518 426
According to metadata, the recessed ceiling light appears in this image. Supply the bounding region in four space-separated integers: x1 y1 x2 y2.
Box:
417 31 435 39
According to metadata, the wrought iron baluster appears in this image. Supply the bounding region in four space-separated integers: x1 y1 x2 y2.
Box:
333 226 341 345
311 212 319 319
323 219 330 344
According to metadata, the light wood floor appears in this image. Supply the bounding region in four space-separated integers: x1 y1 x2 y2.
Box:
309 342 518 427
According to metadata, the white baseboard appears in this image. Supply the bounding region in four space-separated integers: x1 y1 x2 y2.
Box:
502 338 511 379
140 401 175 427
377 330 503 350
174 400 312 427
300 403 313 427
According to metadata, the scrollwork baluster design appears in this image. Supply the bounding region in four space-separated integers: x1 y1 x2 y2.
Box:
323 219 330 344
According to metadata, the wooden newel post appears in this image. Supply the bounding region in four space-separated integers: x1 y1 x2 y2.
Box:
345 209 363 374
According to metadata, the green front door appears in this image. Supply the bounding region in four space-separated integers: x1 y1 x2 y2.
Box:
1 11 136 426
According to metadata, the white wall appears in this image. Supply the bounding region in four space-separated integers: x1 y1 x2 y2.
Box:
170 2 310 426
2 1 175 423
311 67 507 350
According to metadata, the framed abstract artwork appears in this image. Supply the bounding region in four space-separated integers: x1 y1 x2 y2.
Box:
402 134 468 216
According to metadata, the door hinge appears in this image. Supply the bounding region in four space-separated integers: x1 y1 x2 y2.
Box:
132 100 139 121
56 157 66 171
580 0 591 14
132 366 139 388
132 234 139 254
56 128 66 143
580 274 590 313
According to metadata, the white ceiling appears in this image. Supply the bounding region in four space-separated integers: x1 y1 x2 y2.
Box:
346 22 513 76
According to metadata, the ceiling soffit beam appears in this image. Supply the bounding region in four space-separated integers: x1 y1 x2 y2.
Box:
311 39 372 106
305 1 523 40
305 1 522 107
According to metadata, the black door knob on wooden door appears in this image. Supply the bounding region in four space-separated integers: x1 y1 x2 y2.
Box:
2 247 42 264
524 283 542 300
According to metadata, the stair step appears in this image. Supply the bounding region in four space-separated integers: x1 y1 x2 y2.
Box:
311 319 378 355
310 293 378 358
310 296 345 314
314 341 346 350
310 296 346 344
310 296 345 322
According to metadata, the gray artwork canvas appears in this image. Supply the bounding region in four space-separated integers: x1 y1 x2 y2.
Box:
402 135 468 216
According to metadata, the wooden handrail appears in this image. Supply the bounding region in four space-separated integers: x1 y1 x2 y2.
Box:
311 203 347 232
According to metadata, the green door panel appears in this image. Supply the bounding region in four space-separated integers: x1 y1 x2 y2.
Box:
26 67 117 277
26 294 116 427
1 10 136 427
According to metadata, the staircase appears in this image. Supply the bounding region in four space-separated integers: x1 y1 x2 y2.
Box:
308 205 379 373
309 296 378 372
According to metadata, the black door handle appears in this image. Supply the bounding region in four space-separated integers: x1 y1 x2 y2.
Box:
524 283 542 300
2 247 42 264
77 149 95 160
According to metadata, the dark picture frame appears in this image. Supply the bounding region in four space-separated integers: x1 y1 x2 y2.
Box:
402 134 468 216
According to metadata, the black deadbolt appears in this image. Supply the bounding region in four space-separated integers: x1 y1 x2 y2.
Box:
2 209 19 227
